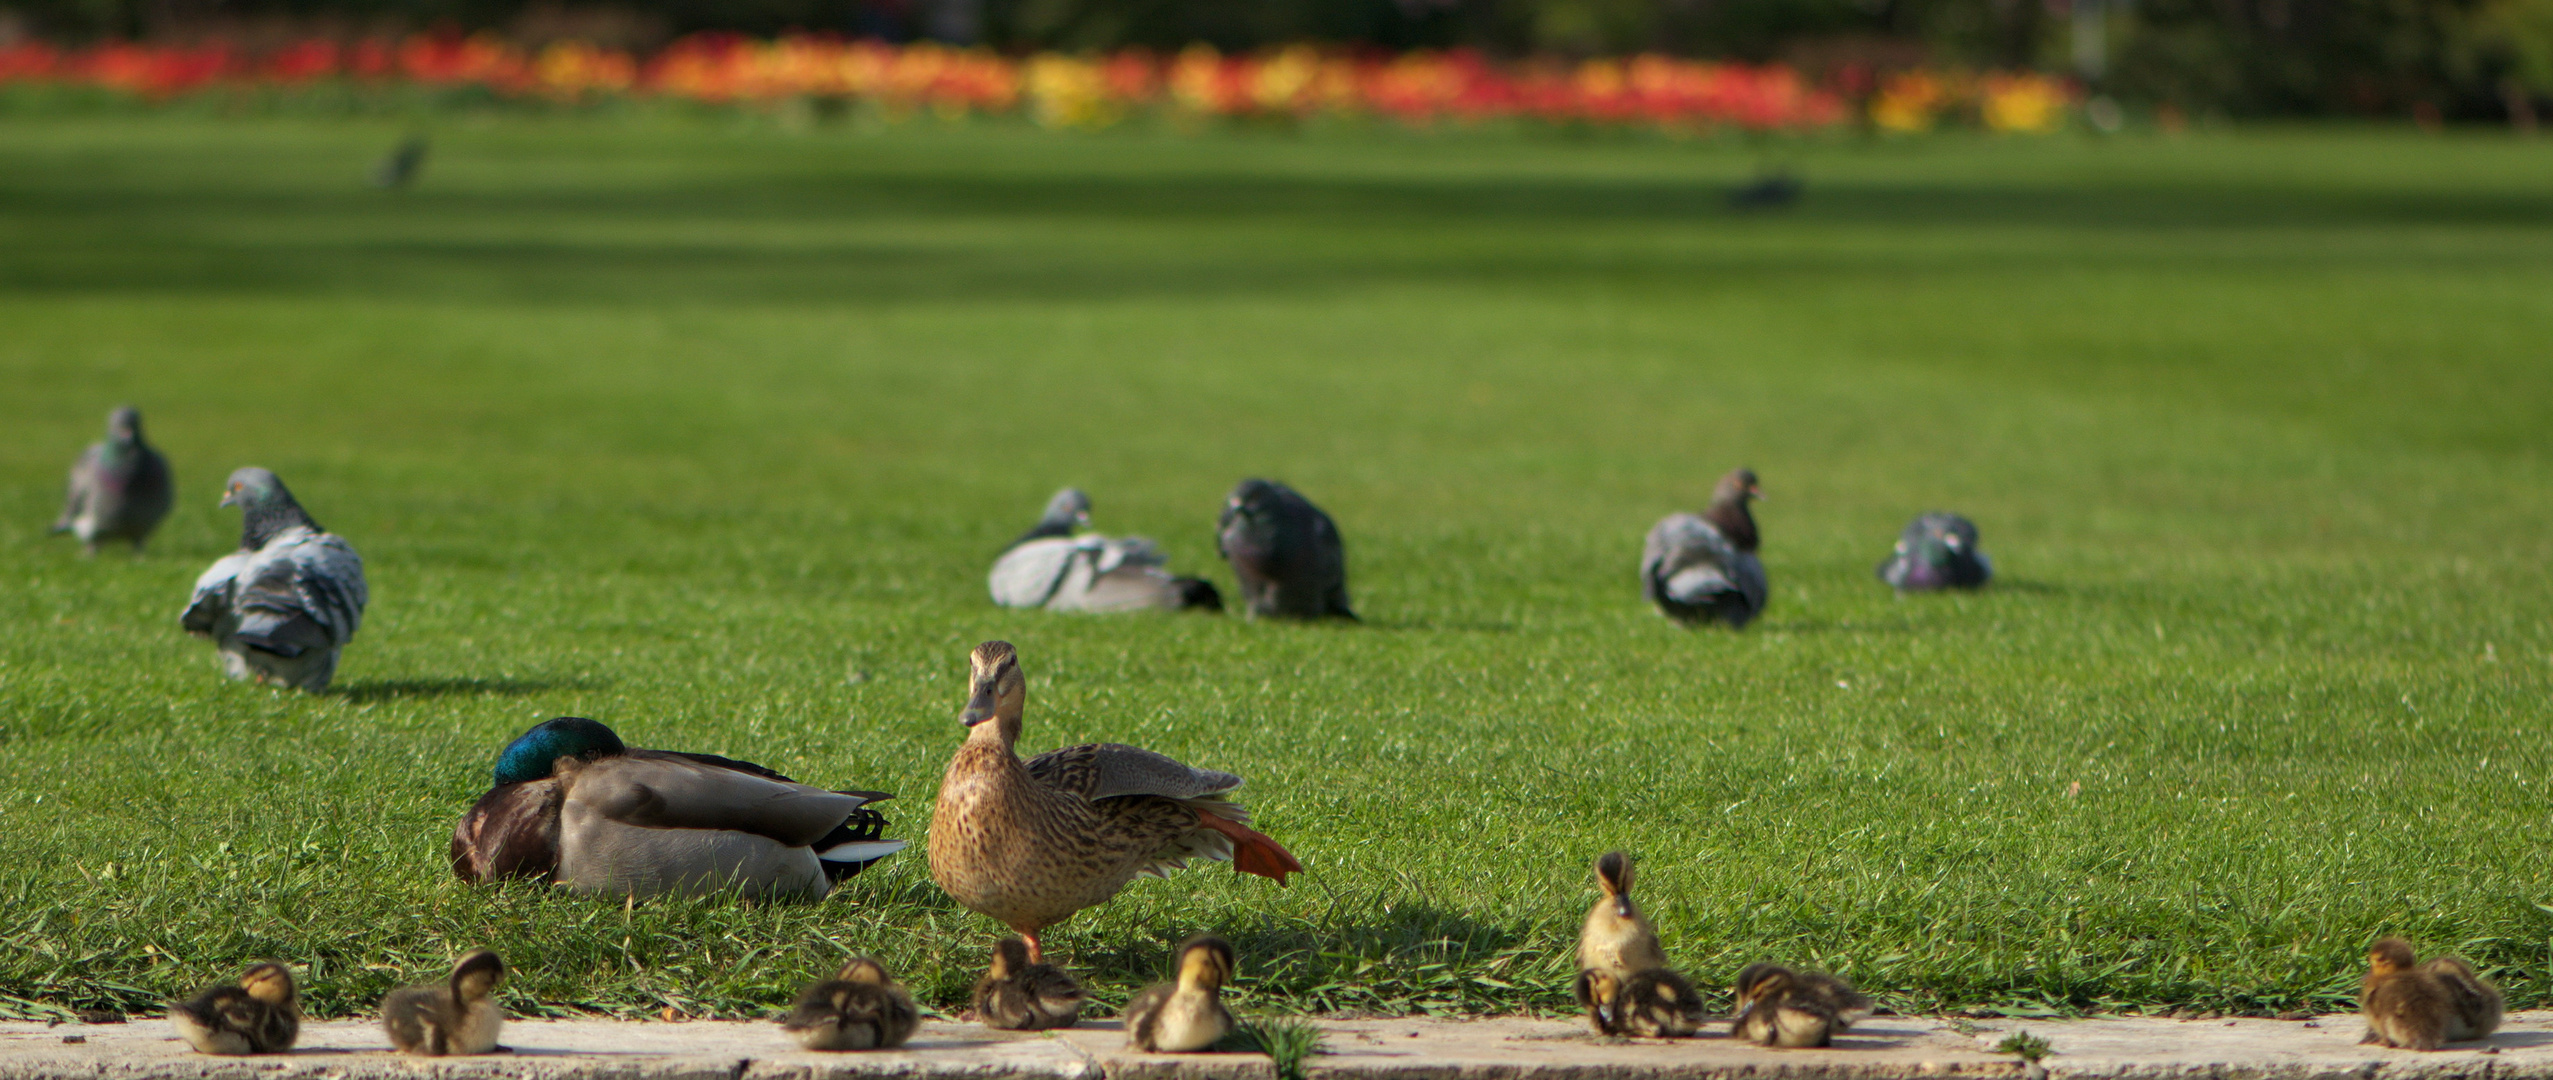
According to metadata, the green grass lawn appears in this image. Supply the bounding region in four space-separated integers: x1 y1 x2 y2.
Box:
2 113 2548 1023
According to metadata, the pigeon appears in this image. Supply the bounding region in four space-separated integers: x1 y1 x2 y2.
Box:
180 468 368 693
1641 468 1767 628
1877 512 1991 591
988 488 1221 613
372 135 428 189
1216 478 1354 620
50 405 173 556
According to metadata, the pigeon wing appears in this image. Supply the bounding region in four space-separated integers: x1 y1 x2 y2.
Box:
180 552 252 636
989 537 1086 608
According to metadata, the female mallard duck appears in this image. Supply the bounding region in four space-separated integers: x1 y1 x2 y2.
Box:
1123 935 1238 1053
928 642 1301 963
170 962 299 1056
973 937 1087 1030
779 956 920 1051
1574 967 1706 1037
381 950 506 1056
449 717 906 900
1578 851 1666 982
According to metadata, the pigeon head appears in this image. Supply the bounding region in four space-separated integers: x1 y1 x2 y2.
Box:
106 405 144 443
1016 488 1092 544
1226 478 1284 513
1703 468 1761 552
220 467 321 549
494 716 626 786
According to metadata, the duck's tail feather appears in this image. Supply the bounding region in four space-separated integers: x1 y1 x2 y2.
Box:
1192 812 1302 885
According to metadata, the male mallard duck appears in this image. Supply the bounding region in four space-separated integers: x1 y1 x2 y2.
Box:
928 642 1301 962
1123 935 1238 1053
1216 479 1354 620
449 716 905 900
1574 967 1706 1037
989 488 1221 613
1578 851 1667 981
1641 468 1767 628
779 956 919 1051
2360 938 2504 1049
180 468 367 692
1733 962 1863 1047
381 950 506 1056
973 937 1087 1030
1877 512 1991 591
169 961 299 1056
52 405 172 557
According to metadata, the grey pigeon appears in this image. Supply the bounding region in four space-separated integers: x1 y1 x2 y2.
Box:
1641 468 1767 628
988 488 1220 613
50 405 173 556
1216 478 1353 620
372 135 428 189
1877 512 1991 591
180 468 368 692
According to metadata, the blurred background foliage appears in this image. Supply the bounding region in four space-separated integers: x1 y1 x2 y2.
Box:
0 0 2546 118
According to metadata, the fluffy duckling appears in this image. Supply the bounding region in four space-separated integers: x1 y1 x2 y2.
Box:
2361 938 2504 1050
1739 962 1873 1031
381 949 507 1056
779 956 919 1051
973 937 1087 1030
169 962 299 1056
1122 935 1237 1053
1578 851 1667 981
1732 963 1844 1047
1574 967 1707 1037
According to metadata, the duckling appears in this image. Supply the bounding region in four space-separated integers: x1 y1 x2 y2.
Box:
1759 963 1872 1031
1122 935 1237 1053
1732 963 1843 1048
2360 938 2504 1049
973 937 1087 1030
779 956 919 1051
381 949 506 1056
1578 851 1667 981
1574 967 1706 1037
168 961 299 1055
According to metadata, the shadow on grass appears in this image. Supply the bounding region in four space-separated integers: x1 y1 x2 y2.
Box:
334 676 597 702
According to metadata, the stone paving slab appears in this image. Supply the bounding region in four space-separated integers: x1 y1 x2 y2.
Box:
2 1012 2546 1080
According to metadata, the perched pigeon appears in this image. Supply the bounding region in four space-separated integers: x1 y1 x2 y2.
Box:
372 135 428 189
1216 478 1353 620
180 468 368 693
1877 512 1991 591
1729 169 1802 210
1641 468 1767 628
50 405 173 556
988 488 1220 613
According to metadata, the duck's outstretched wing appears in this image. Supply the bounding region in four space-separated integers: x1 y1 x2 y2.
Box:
1025 742 1242 804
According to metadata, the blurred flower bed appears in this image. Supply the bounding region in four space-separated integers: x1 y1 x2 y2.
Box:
0 33 2075 134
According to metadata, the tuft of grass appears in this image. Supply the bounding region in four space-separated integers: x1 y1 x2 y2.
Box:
1 116 2550 1019
1223 1017 1327 1080
1996 1030 2054 1061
